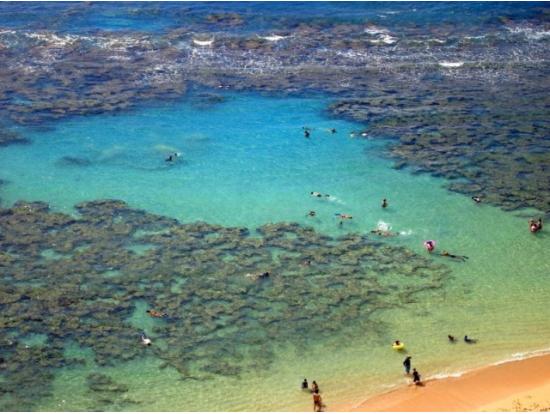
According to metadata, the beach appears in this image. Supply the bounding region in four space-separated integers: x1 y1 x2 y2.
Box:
348 353 550 412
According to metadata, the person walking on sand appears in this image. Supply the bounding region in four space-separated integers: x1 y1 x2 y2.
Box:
412 368 422 385
313 392 323 412
403 356 412 375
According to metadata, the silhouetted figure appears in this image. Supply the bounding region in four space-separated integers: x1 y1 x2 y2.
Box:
312 380 319 393
313 392 323 412
403 356 412 375
472 196 481 203
464 335 477 344
302 378 309 390
448 335 456 342
382 198 388 208
412 368 422 385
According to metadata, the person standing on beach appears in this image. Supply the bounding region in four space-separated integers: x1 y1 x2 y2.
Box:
412 368 422 385
313 392 323 412
403 356 412 375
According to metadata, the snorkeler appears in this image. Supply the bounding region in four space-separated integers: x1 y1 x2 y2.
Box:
311 192 322 198
382 198 388 208
140 333 152 346
529 218 543 233
472 196 481 203
424 240 436 253
464 335 477 344
307 211 316 217
440 251 469 261
146 309 167 318
330 128 337 134
370 229 397 237
336 213 353 220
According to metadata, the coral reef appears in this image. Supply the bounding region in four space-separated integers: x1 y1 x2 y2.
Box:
0 199 449 409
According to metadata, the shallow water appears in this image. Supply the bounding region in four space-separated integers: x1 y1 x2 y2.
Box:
1 93 549 411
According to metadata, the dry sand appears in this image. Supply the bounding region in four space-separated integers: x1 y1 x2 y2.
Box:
344 353 550 412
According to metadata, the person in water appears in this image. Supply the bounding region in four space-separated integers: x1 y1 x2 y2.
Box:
472 196 481 203
448 335 456 342
313 392 323 412
165 152 179 162
330 128 337 134
382 198 388 208
424 240 435 253
440 251 469 261
464 335 477 344
311 381 320 393
304 128 311 138
311 192 322 198
529 218 543 233
146 309 167 318
403 356 412 375
412 368 422 385
302 378 309 390
370 229 397 237
140 333 152 346
393 340 402 346
307 211 316 217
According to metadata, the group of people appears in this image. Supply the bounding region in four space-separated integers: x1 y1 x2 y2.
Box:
303 127 337 139
301 379 323 412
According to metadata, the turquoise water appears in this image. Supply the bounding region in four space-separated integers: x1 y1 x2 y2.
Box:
1 93 549 411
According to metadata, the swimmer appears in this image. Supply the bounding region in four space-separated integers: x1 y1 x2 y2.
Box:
412 368 422 385
336 213 353 220
307 211 316 217
403 356 412 375
382 198 388 208
448 334 456 342
370 229 397 237
440 251 469 261
140 333 152 346
247 271 270 280
393 340 402 347
312 380 320 393
529 218 543 233
424 240 435 253
330 128 337 134
464 335 477 344
165 152 179 162
311 191 323 198
304 130 310 138
472 196 481 203
146 309 167 318
313 392 323 412
302 378 309 390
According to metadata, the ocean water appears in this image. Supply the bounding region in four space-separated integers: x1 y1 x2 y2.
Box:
1 93 549 411
0 2 549 411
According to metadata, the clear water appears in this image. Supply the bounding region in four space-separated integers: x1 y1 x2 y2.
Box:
1 93 549 411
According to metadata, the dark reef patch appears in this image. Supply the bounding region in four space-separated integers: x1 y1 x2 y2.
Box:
0 199 449 410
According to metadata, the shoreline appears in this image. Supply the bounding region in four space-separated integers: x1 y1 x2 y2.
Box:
341 352 550 412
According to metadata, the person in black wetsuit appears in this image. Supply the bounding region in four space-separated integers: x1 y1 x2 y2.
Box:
382 198 388 208
464 335 477 344
403 356 412 375
302 378 309 390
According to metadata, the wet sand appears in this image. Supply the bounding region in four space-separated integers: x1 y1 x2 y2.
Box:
346 353 550 412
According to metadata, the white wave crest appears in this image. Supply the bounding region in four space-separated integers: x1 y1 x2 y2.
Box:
193 38 215 47
507 26 550 41
376 220 391 232
439 61 464 68
259 34 287 42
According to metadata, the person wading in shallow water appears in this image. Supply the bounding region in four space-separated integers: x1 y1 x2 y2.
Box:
412 368 422 385
403 356 412 375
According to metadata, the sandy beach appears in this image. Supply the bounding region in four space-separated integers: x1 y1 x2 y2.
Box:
347 353 550 412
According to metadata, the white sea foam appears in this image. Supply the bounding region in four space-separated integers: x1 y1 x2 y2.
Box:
399 229 413 236
364 26 388 35
439 61 464 68
326 195 345 205
507 26 550 41
258 34 287 42
376 220 391 232
193 38 215 47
